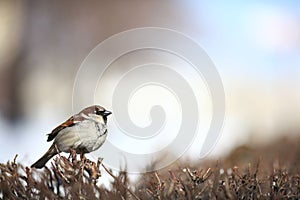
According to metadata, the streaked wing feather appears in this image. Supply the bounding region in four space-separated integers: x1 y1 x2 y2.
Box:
46 115 85 142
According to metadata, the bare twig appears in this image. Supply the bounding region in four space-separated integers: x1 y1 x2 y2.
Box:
101 163 141 200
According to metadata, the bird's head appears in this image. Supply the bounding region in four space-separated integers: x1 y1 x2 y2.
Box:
80 105 112 124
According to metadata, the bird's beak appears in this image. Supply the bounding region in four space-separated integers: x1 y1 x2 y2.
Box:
103 110 112 117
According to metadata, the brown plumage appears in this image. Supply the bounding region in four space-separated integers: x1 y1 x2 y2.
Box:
31 144 58 169
31 105 111 169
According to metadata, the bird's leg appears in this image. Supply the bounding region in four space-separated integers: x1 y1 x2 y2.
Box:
69 148 77 162
80 152 86 161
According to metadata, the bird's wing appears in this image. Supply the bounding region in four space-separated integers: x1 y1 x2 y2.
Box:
46 114 85 142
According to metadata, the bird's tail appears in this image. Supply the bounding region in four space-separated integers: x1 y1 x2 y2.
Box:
31 144 58 169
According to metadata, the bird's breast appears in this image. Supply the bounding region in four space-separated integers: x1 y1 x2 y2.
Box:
54 119 107 153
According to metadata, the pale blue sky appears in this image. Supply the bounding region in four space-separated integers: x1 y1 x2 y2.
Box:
183 1 300 82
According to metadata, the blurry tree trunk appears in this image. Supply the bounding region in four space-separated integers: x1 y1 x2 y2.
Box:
0 1 26 123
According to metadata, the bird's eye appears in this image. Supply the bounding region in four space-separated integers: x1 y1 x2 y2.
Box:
95 110 103 115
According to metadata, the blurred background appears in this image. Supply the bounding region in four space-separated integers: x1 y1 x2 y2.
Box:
0 0 300 165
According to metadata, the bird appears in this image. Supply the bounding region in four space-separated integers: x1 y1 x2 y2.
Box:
31 105 112 169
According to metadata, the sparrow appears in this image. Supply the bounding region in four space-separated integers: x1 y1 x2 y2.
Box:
31 105 112 169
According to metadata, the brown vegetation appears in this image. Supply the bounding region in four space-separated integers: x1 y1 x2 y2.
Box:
0 137 299 199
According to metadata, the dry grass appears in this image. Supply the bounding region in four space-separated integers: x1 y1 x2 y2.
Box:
1 137 299 199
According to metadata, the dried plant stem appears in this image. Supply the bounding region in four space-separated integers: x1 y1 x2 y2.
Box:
101 163 141 200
